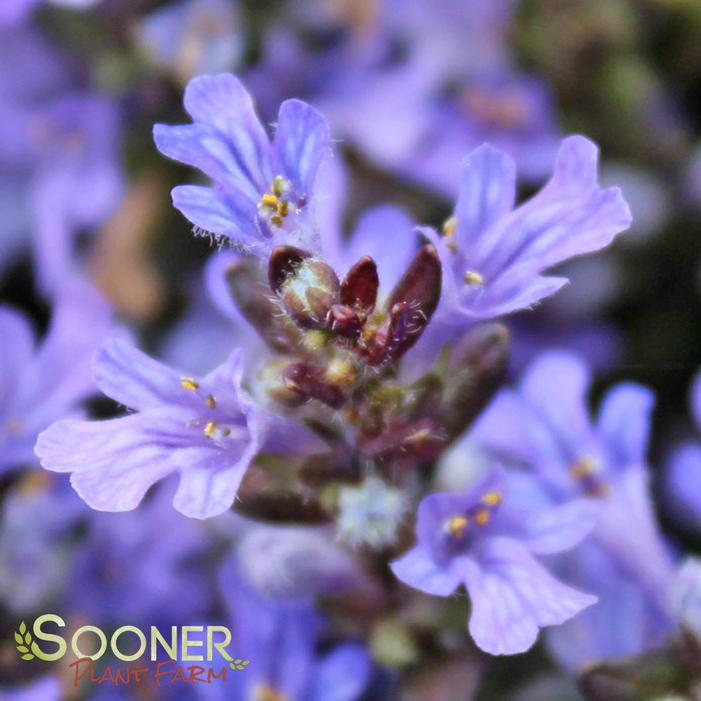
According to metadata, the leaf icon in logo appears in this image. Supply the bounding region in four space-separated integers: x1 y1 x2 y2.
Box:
229 659 250 671
15 623 34 660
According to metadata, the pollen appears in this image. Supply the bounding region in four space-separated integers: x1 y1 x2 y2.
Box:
180 377 199 391
570 455 597 480
258 193 278 209
254 682 287 701
475 509 491 526
464 270 484 285
447 515 469 538
442 216 458 237
272 175 291 197
481 491 502 506
203 421 218 438
206 394 216 409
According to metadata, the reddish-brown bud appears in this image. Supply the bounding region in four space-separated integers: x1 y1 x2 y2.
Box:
225 260 292 353
283 362 346 408
341 255 379 315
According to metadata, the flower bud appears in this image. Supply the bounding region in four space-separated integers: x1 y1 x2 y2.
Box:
268 246 340 329
225 260 293 352
283 361 346 408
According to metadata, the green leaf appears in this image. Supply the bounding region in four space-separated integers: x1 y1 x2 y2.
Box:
19 622 26 635
16 645 28 653
24 632 31 645
14 632 22 644
21 653 34 661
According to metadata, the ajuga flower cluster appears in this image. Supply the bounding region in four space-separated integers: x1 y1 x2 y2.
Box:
5 2 701 699
34 72 657 663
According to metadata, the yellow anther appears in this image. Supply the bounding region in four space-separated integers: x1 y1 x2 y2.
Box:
271 213 283 227
570 456 597 480
447 515 469 538
254 683 287 701
206 394 216 409
475 509 491 526
277 199 289 217
272 175 290 197
259 193 278 209
180 377 199 391
203 421 218 438
481 491 502 506
464 270 484 285
442 216 458 237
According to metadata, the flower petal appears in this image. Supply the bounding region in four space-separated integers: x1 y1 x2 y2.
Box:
273 98 330 197
462 537 596 655
153 122 261 202
517 498 599 555
390 546 462 596
596 382 655 468
454 144 516 250
181 73 271 193
172 436 257 519
170 184 261 247
0 306 35 412
665 442 701 530
310 644 371 701
35 411 190 511
93 338 185 411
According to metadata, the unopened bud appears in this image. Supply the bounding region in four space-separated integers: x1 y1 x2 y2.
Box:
442 323 509 440
341 255 379 315
283 362 346 408
268 246 340 329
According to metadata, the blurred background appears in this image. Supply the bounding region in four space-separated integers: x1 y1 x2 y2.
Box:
1 0 701 699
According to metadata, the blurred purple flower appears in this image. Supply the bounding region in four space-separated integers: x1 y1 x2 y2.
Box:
234 523 364 598
1 677 62 701
423 136 632 323
153 73 331 258
211 556 371 701
472 351 677 665
137 0 244 84
69 483 211 624
0 476 82 612
0 280 114 474
36 339 260 519
665 372 701 531
0 27 123 295
399 72 561 195
391 467 597 655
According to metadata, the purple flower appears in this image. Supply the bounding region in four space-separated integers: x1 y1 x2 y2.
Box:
0 280 114 474
69 483 211 624
212 556 371 701
0 476 82 612
422 136 631 322
137 0 244 85
664 372 701 531
35 338 260 519
472 351 677 664
399 72 561 195
153 73 331 258
0 27 123 295
0 0 100 25
234 523 364 598
391 467 597 655
1 677 62 701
